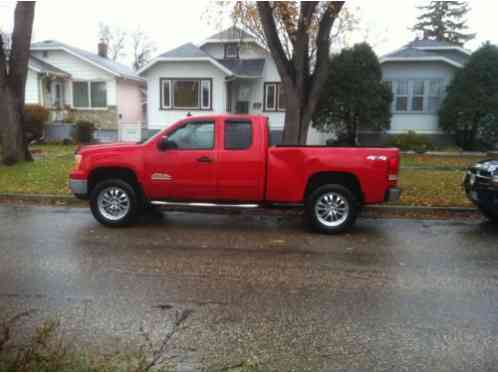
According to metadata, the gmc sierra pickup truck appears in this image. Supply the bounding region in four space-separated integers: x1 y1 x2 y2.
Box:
69 115 401 234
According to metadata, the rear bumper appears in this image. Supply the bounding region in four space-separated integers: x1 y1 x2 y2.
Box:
69 179 88 196
385 188 401 203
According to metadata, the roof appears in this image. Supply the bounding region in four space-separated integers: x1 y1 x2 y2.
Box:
31 40 143 81
204 26 256 43
159 42 212 59
29 55 70 77
217 58 265 78
380 39 470 68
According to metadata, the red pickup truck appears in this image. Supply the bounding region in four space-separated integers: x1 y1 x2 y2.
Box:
69 115 400 233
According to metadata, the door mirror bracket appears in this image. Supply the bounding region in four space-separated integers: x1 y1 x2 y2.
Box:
157 137 178 151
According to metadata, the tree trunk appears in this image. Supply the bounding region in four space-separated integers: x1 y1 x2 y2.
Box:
0 2 35 165
257 2 345 145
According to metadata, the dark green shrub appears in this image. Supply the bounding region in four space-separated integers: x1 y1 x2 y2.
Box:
386 131 435 153
23 104 49 142
72 121 96 144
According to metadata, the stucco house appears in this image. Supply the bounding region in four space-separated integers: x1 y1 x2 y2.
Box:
139 26 324 144
378 39 471 144
26 40 145 140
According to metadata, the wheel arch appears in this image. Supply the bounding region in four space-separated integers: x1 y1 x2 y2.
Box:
88 167 144 201
304 172 364 203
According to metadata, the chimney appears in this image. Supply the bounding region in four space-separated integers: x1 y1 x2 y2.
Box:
98 40 108 58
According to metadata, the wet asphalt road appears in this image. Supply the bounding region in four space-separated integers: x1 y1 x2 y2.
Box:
1 204 498 371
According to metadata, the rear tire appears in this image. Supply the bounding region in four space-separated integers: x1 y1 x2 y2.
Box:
305 184 358 234
90 179 138 227
479 206 498 223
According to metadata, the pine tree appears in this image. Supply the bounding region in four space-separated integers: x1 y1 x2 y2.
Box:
412 1 475 46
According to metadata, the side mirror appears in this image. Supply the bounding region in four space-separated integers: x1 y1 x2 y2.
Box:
157 137 178 151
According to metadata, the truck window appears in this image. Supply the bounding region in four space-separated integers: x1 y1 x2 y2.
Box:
168 121 214 150
224 120 252 150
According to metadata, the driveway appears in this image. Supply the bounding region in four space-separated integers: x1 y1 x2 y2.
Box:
0 204 497 371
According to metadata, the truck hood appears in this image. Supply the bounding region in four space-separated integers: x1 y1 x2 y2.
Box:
77 143 143 155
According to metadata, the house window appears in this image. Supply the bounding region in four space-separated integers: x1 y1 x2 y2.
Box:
395 80 409 112
167 121 214 150
73 81 107 109
160 78 212 110
411 81 425 112
264 82 286 112
224 43 239 59
386 79 445 114
428 80 443 113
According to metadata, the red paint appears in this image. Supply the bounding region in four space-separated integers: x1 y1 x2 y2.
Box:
70 115 400 205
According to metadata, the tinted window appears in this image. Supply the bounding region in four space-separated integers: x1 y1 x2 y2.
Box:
168 122 214 150
224 121 252 150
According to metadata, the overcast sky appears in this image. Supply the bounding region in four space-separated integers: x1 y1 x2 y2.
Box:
1 0 497 66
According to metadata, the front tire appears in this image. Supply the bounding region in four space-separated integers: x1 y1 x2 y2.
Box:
305 184 359 234
90 179 138 227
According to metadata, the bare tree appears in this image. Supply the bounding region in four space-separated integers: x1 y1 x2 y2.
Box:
0 2 35 165
98 22 127 62
131 28 156 71
205 2 347 144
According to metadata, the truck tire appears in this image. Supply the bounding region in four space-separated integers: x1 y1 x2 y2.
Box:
479 206 498 223
90 179 139 227
305 184 358 234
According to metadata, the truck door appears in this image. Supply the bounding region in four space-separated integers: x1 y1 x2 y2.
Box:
145 120 217 201
216 119 266 202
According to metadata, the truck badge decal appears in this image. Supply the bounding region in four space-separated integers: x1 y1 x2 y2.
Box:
367 155 388 161
151 173 172 181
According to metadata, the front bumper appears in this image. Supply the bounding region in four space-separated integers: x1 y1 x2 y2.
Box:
69 179 88 196
385 188 401 203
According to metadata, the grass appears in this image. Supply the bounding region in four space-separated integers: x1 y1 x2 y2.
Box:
0 144 75 195
0 145 489 207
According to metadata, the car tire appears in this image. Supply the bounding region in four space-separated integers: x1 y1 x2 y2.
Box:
90 179 138 227
305 184 359 234
479 206 498 223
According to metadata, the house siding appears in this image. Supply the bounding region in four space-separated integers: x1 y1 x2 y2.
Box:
381 61 458 134
201 43 268 60
143 61 228 130
25 69 40 104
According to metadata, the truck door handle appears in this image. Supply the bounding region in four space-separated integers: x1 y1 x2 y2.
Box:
197 156 213 163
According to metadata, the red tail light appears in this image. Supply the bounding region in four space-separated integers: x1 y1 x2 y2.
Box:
388 156 400 187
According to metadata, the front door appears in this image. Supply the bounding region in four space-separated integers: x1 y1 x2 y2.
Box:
145 120 217 201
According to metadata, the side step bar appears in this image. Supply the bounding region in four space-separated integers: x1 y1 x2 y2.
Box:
150 201 261 209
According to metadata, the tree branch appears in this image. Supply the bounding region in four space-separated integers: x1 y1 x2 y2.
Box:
257 2 294 86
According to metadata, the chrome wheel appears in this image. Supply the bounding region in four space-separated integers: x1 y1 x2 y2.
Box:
97 186 131 221
314 192 350 228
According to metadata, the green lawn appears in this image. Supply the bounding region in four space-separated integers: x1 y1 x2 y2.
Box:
0 144 75 195
0 146 484 207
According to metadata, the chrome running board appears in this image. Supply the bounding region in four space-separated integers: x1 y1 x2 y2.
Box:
150 201 260 209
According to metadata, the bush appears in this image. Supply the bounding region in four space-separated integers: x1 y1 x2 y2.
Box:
71 121 96 144
23 104 49 142
386 131 435 153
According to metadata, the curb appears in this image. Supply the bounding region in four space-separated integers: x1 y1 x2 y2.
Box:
0 193 478 215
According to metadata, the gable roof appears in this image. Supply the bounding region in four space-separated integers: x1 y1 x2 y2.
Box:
139 42 234 76
31 40 143 81
380 39 470 68
29 55 71 77
203 26 257 43
159 42 212 59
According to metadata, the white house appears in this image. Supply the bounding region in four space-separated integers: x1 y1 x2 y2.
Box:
139 26 327 143
379 39 471 144
26 40 145 137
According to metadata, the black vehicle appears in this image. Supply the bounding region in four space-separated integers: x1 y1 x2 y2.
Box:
464 159 498 222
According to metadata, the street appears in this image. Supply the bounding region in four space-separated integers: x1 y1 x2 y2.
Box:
1 204 498 371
